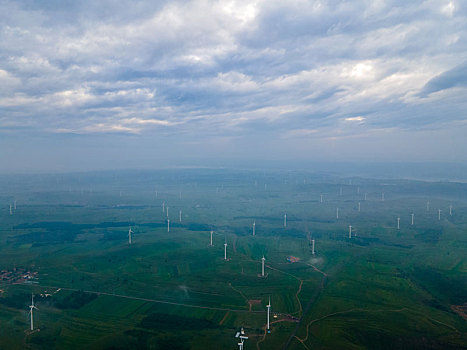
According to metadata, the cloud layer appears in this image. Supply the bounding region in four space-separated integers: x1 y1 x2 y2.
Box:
1 0 466 170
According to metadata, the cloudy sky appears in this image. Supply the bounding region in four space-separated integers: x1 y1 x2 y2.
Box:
1 0 466 172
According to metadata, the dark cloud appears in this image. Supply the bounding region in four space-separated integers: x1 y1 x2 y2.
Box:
420 61 467 96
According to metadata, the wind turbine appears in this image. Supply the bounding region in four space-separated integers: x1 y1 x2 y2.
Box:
179 210 182 223
449 205 453 216
426 201 430 211
224 240 228 260
336 207 339 219
438 209 441 221
210 229 214 246
162 201 165 213
311 239 315 255
358 202 361 212
128 226 133 244
267 297 271 331
167 219 170 233
235 327 248 350
9 204 12 215
349 225 352 239
14 200 16 210
411 213 414 225
284 213 287 228
397 217 400 230
166 206 169 218
28 294 38 331
252 220 256 236
320 194 323 203
261 255 265 277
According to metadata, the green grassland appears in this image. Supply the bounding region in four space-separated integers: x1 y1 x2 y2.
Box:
0 169 466 349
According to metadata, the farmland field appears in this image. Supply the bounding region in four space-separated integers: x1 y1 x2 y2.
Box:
0 169 466 349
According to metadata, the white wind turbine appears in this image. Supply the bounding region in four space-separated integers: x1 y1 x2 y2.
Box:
261 255 265 277
252 220 256 236
128 226 133 244
267 297 271 331
28 294 38 331
235 327 248 350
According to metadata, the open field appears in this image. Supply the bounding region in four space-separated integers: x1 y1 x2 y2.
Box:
0 169 466 349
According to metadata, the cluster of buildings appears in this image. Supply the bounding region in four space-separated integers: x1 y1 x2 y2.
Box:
0 267 38 284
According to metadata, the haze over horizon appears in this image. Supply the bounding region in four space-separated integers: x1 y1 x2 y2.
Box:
1 0 466 173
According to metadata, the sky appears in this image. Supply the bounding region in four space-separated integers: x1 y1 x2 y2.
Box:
1 0 466 173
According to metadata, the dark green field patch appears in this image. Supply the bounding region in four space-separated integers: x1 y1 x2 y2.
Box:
139 313 217 331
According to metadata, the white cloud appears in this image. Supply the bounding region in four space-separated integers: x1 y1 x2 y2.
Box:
1 0 466 166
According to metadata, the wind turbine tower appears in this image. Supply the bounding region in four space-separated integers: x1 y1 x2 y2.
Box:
179 210 182 223
397 217 400 230
9 204 12 215
358 202 361 212
311 239 315 255
349 225 352 239
166 206 169 218
449 205 453 216
411 213 414 225
267 297 271 331
28 294 38 331
253 220 256 236
128 226 133 244
284 213 287 228
210 230 213 246
14 200 16 210
320 194 323 203
167 219 170 233
438 209 441 221
162 201 165 213
224 241 228 260
261 255 265 277
336 207 339 219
